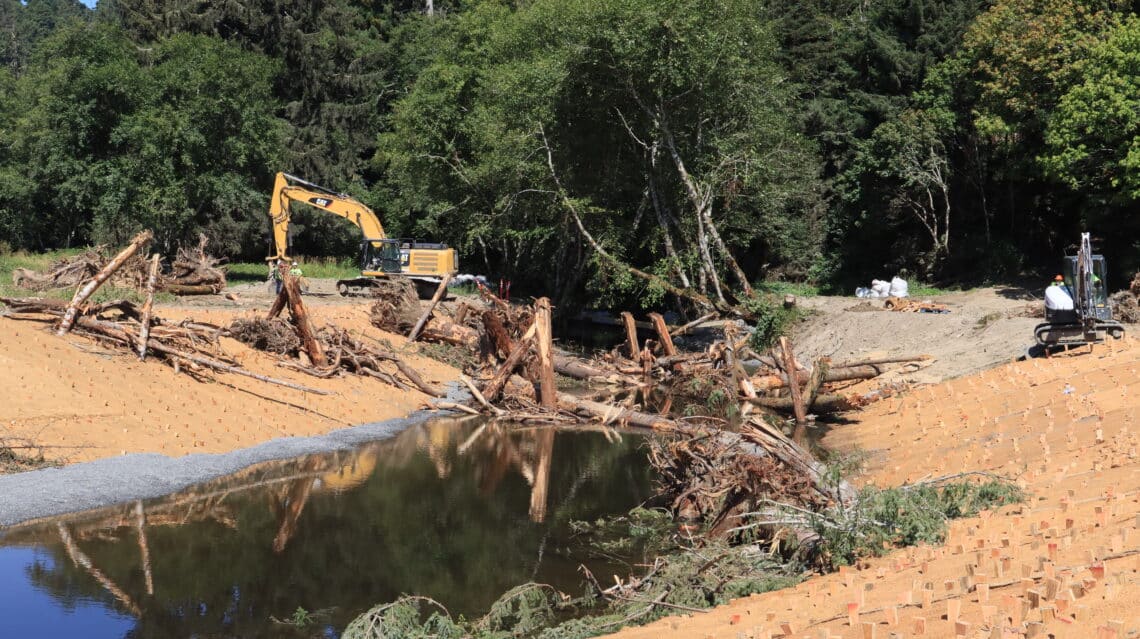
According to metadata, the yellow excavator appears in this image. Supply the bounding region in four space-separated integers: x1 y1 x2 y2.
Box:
267 172 457 297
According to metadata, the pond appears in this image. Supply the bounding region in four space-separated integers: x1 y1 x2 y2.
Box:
0 418 656 638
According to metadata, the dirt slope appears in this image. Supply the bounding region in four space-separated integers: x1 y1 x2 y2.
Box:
605 338 1140 639
793 288 1041 383
0 298 458 464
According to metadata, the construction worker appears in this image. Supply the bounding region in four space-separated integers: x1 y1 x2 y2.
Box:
270 259 286 294
290 260 309 294
1045 274 1074 311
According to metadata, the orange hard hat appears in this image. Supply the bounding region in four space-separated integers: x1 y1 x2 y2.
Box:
1054 274 1064 281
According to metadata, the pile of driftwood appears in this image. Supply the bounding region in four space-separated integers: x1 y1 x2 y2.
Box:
370 279 927 429
370 281 880 536
12 233 226 296
231 270 446 397
0 231 440 403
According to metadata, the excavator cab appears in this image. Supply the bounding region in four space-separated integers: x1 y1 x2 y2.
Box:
361 239 403 275
1060 254 1110 321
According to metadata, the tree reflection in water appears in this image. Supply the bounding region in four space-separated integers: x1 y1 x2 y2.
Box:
0 417 654 638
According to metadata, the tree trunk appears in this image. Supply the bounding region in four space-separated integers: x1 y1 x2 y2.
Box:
621 311 639 359
534 297 556 409
408 273 453 342
58 230 152 335
779 337 807 425
647 312 676 357
284 274 326 367
137 254 160 361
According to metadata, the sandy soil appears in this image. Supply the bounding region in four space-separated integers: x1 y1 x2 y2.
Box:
605 337 1140 639
0 288 459 465
792 288 1041 383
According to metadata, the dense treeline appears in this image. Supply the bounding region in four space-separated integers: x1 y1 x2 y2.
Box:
1 0 1138 307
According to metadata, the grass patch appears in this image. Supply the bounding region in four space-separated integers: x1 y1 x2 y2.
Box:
414 341 478 373
741 295 808 351
907 282 964 297
228 258 361 284
754 280 820 297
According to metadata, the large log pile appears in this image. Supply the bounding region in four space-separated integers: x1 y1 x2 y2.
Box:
12 234 226 296
375 288 928 430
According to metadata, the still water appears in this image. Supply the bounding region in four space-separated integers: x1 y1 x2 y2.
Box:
0 418 655 638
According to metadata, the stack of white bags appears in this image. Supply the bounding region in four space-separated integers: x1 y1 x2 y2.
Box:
855 276 908 299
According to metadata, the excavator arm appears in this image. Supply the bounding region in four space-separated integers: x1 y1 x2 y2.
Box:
267 172 389 262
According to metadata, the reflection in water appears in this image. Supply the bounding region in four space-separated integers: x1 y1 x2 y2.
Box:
0 418 654 638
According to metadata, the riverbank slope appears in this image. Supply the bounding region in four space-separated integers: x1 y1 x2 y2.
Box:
605 338 1140 638
0 299 458 464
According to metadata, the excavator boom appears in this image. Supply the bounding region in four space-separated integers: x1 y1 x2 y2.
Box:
268 172 389 262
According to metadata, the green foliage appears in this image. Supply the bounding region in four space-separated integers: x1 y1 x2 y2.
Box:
812 479 1023 569
380 0 822 306
343 543 799 639
742 296 801 350
1043 16 1140 202
0 247 174 303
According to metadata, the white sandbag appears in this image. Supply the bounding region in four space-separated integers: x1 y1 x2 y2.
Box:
889 276 909 298
855 287 870 298
1044 285 1074 311
871 279 891 298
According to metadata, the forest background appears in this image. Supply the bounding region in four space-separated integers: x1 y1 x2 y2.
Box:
2 0 1139 311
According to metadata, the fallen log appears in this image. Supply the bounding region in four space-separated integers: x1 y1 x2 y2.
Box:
556 393 677 429
422 316 480 349
371 350 445 398
552 355 634 383
670 312 717 337
829 353 931 369
750 365 884 391
162 284 220 296
58 230 153 335
483 331 534 402
746 394 856 414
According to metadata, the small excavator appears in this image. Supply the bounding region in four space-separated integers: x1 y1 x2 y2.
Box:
1034 232 1125 353
267 172 457 297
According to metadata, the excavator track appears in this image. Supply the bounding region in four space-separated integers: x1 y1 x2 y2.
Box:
1027 320 1125 358
336 276 419 299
